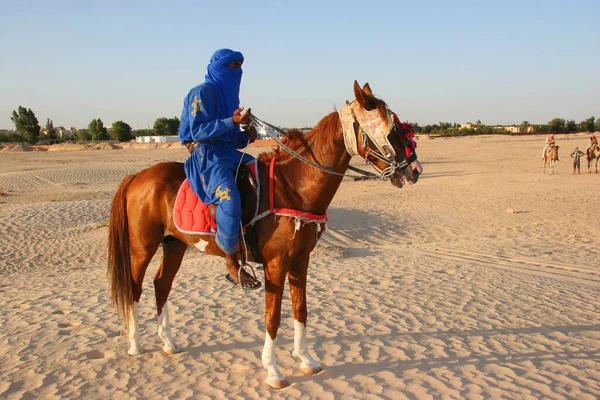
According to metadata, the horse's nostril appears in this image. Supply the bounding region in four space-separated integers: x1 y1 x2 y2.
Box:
412 169 420 182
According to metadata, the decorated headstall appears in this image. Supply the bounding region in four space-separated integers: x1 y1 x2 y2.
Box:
392 112 418 162
338 101 417 178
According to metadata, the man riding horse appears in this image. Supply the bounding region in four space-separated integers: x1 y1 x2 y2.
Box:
178 48 261 290
542 133 559 161
586 133 598 156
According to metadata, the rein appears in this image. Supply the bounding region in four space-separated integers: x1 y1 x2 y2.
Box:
249 114 349 177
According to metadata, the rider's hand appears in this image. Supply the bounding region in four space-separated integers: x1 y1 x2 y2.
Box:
232 107 252 125
242 125 258 141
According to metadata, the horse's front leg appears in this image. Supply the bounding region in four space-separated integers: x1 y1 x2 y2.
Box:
262 258 289 389
289 256 321 375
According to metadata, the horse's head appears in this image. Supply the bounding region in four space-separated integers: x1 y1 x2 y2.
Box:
342 81 422 188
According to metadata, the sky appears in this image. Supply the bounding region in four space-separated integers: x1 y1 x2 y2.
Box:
1 0 599 130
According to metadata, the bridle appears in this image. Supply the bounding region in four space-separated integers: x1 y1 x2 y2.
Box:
339 101 416 179
249 105 415 180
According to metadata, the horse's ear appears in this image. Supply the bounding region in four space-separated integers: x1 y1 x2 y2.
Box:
354 80 375 110
346 100 351 106
353 80 365 107
362 82 373 97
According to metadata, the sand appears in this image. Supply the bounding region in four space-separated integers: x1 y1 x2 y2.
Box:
0 133 599 399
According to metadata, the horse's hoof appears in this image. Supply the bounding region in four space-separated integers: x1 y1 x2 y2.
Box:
300 364 322 375
266 376 289 389
163 345 178 355
127 347 142 356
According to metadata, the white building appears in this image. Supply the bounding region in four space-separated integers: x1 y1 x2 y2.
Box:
135 135 180 143
257 125 283 140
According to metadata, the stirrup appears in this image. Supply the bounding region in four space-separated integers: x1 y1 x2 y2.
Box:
237 262 258 292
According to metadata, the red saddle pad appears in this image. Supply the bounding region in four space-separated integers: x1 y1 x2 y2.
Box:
173 160 258 235
173 179 217 235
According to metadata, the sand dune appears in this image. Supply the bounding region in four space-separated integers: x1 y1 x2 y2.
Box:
0 133 599 399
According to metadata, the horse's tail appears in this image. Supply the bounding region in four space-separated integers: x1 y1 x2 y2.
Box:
107 174 137 333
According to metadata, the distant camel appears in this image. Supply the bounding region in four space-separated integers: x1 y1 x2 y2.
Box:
587 143 599 173
543 145 558 174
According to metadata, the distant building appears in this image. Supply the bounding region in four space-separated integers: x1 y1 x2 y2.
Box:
257 125 283 140
503 126 535 134
461 121 483 130
135 135 180 143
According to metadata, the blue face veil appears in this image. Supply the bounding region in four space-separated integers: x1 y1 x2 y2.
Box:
205 49 244 119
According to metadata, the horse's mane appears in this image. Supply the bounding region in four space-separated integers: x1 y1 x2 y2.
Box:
258 94 389 164
258 112 340 164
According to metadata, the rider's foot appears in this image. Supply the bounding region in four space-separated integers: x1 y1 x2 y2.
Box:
224 254 261 289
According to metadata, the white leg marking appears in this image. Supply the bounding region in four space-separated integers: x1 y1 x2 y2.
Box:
292 320 320 374
158 302 178 354
262 332 287 388
127 303 142 355
194 239 209 252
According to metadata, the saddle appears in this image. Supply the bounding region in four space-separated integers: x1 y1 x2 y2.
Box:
173 159 262 263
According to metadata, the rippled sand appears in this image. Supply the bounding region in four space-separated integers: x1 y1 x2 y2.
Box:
0 133 599 399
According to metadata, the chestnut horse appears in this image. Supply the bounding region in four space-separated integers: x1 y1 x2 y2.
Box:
107 81 421 388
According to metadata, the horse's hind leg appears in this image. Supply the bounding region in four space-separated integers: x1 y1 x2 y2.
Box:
153 236 187 354
288 256 321 375
127 228 163 355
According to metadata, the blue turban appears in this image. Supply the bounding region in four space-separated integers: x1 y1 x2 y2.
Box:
205 48 244 119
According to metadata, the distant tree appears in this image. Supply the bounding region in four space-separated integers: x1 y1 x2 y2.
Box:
45 118 57 139
0 131 25 142
75 129 91 141
10 106 41 144
153 117 180 136
565 119 577 133
520 121 530 134
132 129 154 137
537 124 550 133
110 120 132 141
583 117 595 132
476 119 482 125
548 118 566 133
88 118 109 141
88 119 98 140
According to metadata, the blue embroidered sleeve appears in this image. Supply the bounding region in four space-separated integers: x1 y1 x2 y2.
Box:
186 84 235 142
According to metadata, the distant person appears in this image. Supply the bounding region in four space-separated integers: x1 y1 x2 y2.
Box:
585 133 598 156
177 48 260 290
542 134 559 161
571 147 583 175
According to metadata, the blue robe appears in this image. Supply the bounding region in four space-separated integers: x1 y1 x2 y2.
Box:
178 52 254 254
